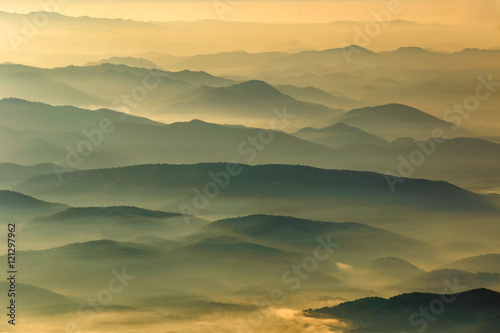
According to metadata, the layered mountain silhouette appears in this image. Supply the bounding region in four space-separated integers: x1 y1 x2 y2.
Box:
0 98 159 132
1 99 498 190
0 63 233 113
3 237 351 305
1 8 500 333
192 214 431 265
162 80 342 121
14 164 498 219
0 98 334 168
0 63 343 126
24 206 208 249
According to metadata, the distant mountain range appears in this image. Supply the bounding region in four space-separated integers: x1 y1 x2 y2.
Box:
0 64 343 125
3 235 351 306
160 80 342 122
3 11 498 64
0 98 498 190
0 63 231 113
0 98 335 168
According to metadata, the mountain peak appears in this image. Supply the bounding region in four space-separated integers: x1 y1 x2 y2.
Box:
226 80 286 98
0 97 38 104
0 190 66 210
342 45 371 52
332 103 472 140
320 122 356 132
85 56 159 69
168 119 212 127
35 206 180 222
231 80 273 88
296 122 357 134
393 46 438 54
343 103 440 121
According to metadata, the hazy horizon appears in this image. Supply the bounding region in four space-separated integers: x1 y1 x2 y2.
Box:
2 0 500 25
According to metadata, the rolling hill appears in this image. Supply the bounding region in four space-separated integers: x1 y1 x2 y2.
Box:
442 254 500 274
294 122 388 148
1 99 498 192
0 97 160 132
193 214 431 265
0 98 336 168
369 256 425 280
0 190 67 221
162 80 342 122
304 288 500 333
13 164 498 220
0 282 77 315
2 237 351 304
388 269 500 294
24 206 208 249
274 84 364 110
0 63 235 114
0 190 66 212
333 103 472 140
0 163 55 189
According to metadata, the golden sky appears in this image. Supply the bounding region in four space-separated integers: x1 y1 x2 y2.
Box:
2 0 500 25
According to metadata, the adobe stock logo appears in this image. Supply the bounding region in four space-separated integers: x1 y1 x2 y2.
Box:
52 119 116 182
51 68 164 182
400 278 466 333
237 235 340 332
385 74 499 192
65 268 135 333
214 0 243 20
6 0 71 52
340 0 408 63
179 107 295 224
